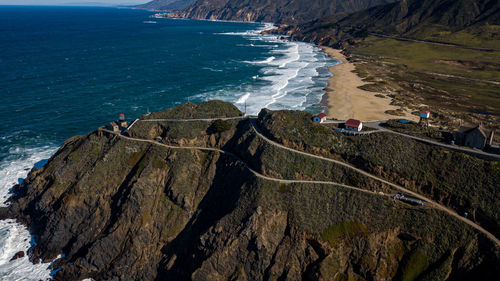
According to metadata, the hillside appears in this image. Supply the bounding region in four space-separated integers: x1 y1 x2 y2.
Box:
268 0 500 129
135 0 195 11
168 0 396 24
281 0 500 48
1 101 499 280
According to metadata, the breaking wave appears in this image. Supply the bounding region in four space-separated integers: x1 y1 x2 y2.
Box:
198 23 335 115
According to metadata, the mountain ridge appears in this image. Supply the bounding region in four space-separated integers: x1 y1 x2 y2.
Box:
135 0 196 11
275 0 500 48
167 0 397 24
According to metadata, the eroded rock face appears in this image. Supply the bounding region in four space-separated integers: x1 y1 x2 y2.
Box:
4 102 500 280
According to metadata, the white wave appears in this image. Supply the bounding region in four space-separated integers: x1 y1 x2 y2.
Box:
0 145 58 280
235 93 251 104
243 56 276 64
1 146 57 207
202 67 223 72
0 219 63 281
198 23 336 116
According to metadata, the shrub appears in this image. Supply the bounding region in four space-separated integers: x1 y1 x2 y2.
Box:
209 119 232 133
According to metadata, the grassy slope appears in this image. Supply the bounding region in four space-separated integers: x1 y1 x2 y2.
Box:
141 100 242 120
257 109 500 238
408 23 500 50
347 36 500 129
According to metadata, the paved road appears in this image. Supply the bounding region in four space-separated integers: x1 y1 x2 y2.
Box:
363 121 500 161
111 118 500 246
369 33 500 52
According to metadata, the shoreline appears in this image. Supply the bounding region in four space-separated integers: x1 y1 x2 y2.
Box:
321 47 416 122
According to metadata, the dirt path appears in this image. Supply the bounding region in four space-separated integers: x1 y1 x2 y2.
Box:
101 129 383 198
247 120 500 246
108 117 500 246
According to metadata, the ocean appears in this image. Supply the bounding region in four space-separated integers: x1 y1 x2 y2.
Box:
0 6 335 279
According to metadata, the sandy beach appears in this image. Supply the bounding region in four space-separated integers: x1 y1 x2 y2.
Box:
322 47 415 122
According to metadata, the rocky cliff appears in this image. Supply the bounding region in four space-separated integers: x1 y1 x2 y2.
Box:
1 101 499 281
168 0 396 24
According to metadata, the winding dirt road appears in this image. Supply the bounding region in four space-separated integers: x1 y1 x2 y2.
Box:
104 116 500 246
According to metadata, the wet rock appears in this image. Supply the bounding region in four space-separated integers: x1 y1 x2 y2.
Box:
10 251 25 261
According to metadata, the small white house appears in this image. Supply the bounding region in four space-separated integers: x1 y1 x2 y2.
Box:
420 111 431 119
313 113 327 123
345 119 363 132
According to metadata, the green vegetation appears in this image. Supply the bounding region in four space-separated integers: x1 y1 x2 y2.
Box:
321 221 368 246
127 151 146 166
258 109 341 151
399 250 429 281
142 100 242 120
152 159 167 169
350 36 500 128
412 24 500 50
209 119 232 133
356 36 500 82
382 119 446 141
257 109 500 238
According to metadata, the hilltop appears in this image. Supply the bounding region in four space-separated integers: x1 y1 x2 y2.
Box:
1 101 499 280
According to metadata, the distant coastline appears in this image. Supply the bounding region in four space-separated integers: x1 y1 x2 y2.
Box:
166 14 416 121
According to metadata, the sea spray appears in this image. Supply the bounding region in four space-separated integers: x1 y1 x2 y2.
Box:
0 147 58 280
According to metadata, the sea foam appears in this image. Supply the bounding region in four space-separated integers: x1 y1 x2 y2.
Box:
0 146 58 280
198 23 334 115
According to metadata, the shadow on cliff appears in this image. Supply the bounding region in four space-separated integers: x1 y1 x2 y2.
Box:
154 148 256 280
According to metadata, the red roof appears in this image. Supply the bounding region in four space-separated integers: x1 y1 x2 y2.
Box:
421 110 430 114
345 119 362 127
317 113 327 119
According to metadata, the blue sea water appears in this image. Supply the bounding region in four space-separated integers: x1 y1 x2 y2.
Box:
0 6 335 279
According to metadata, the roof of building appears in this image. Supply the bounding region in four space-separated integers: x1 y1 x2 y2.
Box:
421 110 431 114
317 113 327 119
458 125 492 138
345 119 362 127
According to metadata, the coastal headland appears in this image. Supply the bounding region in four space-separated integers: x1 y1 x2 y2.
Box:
3 101 499 280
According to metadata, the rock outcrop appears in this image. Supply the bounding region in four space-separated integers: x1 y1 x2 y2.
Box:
3 101 499 280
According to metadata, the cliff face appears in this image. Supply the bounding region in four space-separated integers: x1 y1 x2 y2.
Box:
2 101 499 281
168 0 396 24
